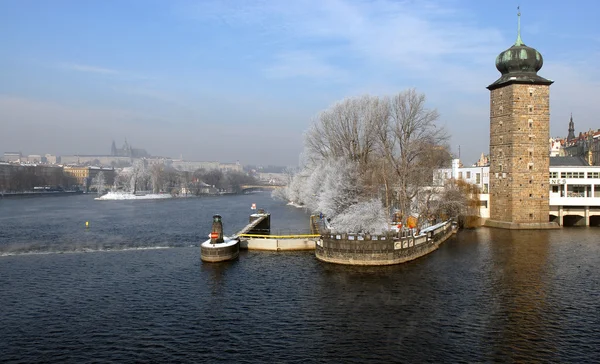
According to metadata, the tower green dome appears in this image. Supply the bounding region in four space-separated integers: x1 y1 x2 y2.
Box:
495 40 543 75
488 10 552 90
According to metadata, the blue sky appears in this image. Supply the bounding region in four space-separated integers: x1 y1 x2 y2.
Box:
1 0 599 166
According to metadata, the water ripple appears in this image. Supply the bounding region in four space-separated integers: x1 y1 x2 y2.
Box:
1 195 600 362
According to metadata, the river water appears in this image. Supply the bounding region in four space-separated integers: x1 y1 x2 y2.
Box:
1 193 599 363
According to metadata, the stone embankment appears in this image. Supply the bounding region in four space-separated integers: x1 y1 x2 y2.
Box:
315 220 455 266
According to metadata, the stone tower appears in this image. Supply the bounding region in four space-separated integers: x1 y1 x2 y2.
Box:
567 114 575 141
485 10 557 229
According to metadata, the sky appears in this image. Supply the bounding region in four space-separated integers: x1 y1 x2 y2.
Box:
1 0 599 166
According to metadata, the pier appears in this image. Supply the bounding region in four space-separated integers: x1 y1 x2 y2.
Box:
234 212 320 251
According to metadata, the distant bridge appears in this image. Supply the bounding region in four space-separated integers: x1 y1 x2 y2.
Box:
240 185 284 193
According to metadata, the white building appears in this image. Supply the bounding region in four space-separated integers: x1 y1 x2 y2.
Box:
549 138 562 157
436 156 600 226
3 152 21 163
435 159 490 219
170 160 219 172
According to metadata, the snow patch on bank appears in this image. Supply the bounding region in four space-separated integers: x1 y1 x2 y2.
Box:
95 192 173 200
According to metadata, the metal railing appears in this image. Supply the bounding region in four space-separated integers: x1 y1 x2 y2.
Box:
237 233 321 239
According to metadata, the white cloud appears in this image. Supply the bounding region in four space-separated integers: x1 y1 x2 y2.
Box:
60 63 121 75
57 62 149 80
182 0 504 83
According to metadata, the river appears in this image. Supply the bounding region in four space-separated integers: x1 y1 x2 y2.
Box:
0 193 599 363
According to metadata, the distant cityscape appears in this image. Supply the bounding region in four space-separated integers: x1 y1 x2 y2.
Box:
0 139 290 193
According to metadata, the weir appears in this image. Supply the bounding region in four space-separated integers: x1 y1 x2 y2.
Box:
234 211 320 251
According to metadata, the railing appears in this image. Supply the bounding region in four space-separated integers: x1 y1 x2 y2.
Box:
236 215 269 235
320 220 453 250
237 233 321 239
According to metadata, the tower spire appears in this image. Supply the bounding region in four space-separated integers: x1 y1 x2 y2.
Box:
515 6 524 46
568 113 576 141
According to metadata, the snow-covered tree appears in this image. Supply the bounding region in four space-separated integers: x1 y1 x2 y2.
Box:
330 198 388 234
91 171 105 195
281 88 451 231
316 158 362 217
129 160 148 194
149 164 164 193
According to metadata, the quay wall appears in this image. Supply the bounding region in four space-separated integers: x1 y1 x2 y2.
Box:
1 191 83 199
315 221 455 266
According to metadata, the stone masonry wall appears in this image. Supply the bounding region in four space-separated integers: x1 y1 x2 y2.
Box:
489 83 550 223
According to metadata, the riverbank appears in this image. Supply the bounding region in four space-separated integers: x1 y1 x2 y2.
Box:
0 191 83 199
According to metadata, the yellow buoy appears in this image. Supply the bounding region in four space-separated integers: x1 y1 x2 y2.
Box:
85 221 89 228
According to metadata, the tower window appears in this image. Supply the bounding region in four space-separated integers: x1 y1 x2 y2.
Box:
528 119 533 128
528 105 534 113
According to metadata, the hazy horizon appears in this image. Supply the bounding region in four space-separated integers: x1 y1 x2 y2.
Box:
2 1 599 166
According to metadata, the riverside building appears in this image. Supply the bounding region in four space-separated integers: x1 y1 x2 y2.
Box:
485 11 555 229
436 156 600 226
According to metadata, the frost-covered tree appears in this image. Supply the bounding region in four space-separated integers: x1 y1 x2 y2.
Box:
129 160 148 194
149 164 164 193
316 158 362 217
271 168 300 203
91 171 105 195
330 198 388 234
282 88 451 231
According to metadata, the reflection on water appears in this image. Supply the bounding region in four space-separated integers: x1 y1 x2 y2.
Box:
485 229 557 361
0 195 599 362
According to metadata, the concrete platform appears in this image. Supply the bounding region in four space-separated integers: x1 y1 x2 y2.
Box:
239 237 317 251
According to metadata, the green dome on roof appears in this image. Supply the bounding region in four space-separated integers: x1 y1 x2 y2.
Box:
487 9 552 90
495 41 543 74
